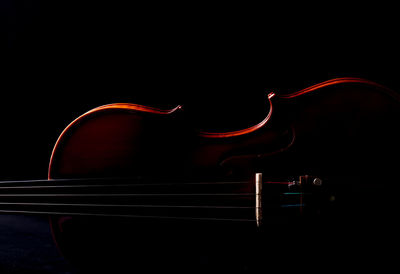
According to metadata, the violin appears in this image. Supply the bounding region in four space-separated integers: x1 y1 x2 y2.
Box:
1 77 399 272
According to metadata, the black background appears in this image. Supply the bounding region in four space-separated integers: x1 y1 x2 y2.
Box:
1 1 400 273
3 1 400 181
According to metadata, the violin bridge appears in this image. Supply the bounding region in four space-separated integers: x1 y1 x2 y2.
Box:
255 173 263 228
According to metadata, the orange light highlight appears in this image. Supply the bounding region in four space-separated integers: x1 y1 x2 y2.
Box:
48 103 182 179
278 77 390 99
198 92 275 138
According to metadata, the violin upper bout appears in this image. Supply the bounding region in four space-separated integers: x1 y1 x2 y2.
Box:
49 104 189 179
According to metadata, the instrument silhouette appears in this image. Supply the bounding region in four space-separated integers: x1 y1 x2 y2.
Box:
0 77 399 272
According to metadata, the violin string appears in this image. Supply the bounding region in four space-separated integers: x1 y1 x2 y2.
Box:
0 209 256 222
0 181 292 196
0 202 254 209
0 193 255 197
0 203 304 220
0 183 251 191
0 178 250 187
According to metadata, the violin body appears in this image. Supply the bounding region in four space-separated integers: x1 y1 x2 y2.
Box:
47 78 400 272
50 80 400 179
